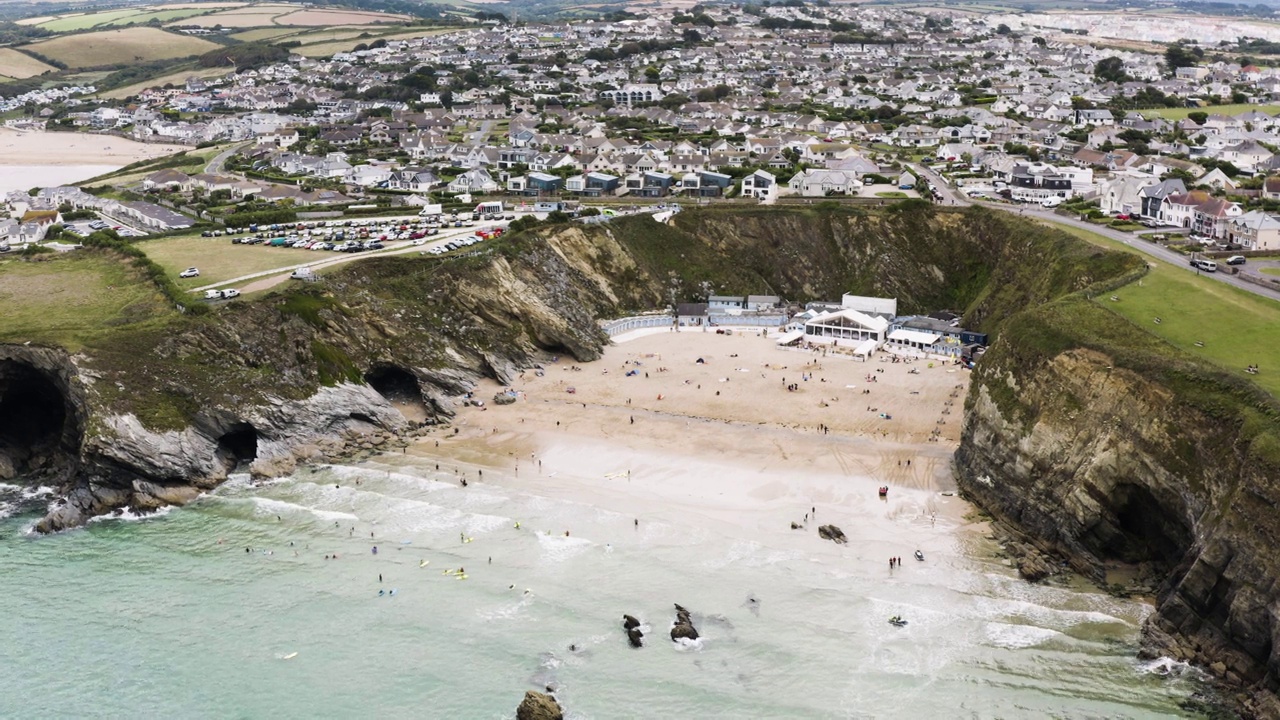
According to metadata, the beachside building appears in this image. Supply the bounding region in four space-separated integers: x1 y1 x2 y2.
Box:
802 308 889 347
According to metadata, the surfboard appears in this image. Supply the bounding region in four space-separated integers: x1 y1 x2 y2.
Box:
419 560 429 568
282 652 298 660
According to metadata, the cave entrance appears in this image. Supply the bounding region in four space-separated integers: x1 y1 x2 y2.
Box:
216 423 259 471
364 365 427 423
0 360 76 482
1102 483 1193 573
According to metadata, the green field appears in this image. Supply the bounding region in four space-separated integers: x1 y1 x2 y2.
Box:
37 9 139 32
0 251 172 350
99 8 209 26
142 235 313 289
1048 222 1280 398
1140 104 1280 121
1261 267 1280 277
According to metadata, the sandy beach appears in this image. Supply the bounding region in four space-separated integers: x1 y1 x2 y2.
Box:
0 128 189 166
422 328 973 540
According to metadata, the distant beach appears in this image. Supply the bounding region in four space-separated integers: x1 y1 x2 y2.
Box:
0 128 189 192
0 165 121 194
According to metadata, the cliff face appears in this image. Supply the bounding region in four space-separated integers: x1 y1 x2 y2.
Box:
956 296 1280 713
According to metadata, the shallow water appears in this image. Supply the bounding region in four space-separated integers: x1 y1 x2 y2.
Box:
0 459 1203 719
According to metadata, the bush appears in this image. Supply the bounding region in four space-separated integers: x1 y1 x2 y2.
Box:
223 208 298 228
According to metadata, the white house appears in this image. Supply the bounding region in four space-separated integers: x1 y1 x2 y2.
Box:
740 169 777 201
787 169 862 197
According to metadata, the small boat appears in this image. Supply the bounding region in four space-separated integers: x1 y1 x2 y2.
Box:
888 616 908 627
914 550 924 562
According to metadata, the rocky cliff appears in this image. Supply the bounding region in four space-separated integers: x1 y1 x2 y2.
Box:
956 292 1280 715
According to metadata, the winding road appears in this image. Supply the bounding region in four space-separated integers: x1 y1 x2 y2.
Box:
911 163 1280 301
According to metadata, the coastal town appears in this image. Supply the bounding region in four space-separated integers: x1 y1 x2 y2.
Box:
7 3 1280 260
6 3 1280 718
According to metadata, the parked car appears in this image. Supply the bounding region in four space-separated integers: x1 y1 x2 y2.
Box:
222 289 241 298
1226 255 1246 265
179 267 200 278
290 268 314 280
204 289 223 299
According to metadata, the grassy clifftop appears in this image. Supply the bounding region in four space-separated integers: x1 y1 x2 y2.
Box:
605 203 1145 338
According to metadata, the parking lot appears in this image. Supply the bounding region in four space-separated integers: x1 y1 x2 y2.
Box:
150 210 523 298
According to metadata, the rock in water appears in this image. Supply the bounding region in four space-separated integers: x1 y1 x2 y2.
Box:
623 614 644 647
671 603 700 641
818 524 848 544
516 690 563 720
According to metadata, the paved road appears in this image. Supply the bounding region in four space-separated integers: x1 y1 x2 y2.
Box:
206 142 249 175
911 163 1280 301
468 120 495 147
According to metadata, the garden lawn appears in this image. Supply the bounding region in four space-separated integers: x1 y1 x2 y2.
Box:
1139 104 1280 121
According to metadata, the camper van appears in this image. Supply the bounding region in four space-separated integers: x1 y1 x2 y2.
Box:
475 201 504 215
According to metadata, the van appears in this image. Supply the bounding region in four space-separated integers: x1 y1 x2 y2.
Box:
1190 258 1218 272
290 267 314 280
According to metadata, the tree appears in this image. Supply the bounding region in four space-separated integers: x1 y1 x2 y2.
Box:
682 28 702 44
659 93 689 109
1032 36 1046 46
1187 111 1208 125
1164 44 1200 74
1094 56 1128 83
644 66 660 81
995 23 1011 35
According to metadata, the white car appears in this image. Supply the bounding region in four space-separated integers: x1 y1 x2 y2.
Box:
222 288 241 298
180 267 200 278
412 238 427 246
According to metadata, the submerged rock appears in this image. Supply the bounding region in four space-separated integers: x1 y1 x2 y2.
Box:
515 690 563 720
671 603 699 642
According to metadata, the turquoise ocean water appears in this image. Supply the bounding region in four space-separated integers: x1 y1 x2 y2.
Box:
0 454 1203 719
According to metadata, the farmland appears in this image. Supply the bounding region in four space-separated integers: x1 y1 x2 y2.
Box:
0 48 57 79
172 3 408 28
22 27 221 69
